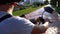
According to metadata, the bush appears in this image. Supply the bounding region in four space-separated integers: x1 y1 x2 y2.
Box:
18 4 26 10
33 2 44 7
19 4 33 9
25 4 31 8
55 7 60 14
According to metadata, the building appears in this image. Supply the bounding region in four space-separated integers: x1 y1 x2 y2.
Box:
24 0 31 4
24 0 46 4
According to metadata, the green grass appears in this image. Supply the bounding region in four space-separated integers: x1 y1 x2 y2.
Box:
13 6 41 16
13 5 60 16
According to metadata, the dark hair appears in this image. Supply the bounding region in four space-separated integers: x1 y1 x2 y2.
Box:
0 0 21 5
20 14 26 17
44 7 54 13
30 19 35 24
39 17 45 24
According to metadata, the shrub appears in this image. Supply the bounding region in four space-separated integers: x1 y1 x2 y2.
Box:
33 2 44 7
55 7 60 14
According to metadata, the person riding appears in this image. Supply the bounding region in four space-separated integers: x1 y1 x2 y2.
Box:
0 0 49 34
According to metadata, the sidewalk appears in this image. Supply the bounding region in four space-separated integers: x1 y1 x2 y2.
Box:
25 7 43 20
25 5 52 20
25 4 60 22
58 14 60 20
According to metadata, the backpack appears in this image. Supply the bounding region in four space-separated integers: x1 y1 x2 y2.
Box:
0 14 12 22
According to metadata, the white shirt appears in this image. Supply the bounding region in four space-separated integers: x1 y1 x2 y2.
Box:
0 11 35 34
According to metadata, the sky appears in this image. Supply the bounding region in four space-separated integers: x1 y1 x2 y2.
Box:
43 0 51 1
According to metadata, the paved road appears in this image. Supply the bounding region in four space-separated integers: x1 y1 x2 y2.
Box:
25 5 60 34
25 8 43 19
58 14 60 21
25 5 60 21
25 5 52 20
25 6 60 20
25 5 50 19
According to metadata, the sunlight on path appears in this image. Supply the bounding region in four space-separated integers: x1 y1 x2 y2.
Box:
25 4 52 19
